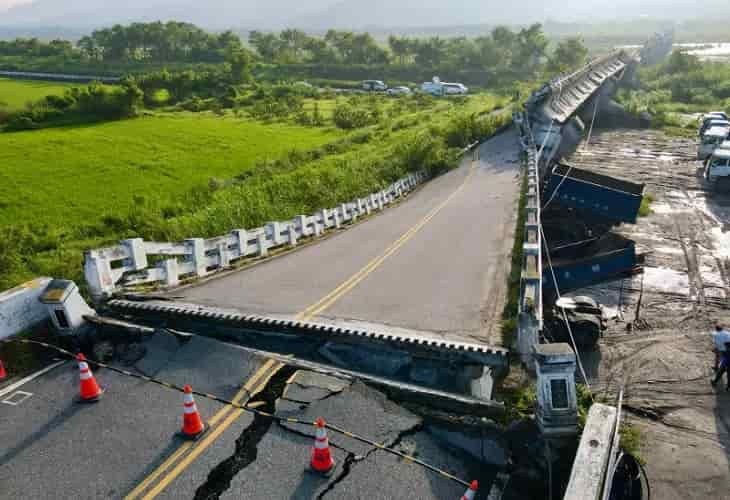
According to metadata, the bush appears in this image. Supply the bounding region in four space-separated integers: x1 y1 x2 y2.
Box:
332 103 379 129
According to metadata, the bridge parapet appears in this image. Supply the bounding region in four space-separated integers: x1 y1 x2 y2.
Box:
84 170 428 301
514 113 543 367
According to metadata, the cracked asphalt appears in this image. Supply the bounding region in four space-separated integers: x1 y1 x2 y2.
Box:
0 334 500 499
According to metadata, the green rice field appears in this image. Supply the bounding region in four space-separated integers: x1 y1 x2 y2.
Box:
0 112 341 229
0 78 75 110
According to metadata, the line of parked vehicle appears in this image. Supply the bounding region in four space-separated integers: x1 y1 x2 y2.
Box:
362 77 469 96
698 111 730 191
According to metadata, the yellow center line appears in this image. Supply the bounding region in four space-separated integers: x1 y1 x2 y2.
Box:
297 162 476 320
124 358 277 500
141 361 285 500
130 156 477 499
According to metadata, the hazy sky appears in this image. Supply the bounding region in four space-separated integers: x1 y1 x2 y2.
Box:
0 0 31 10
2 0 729 28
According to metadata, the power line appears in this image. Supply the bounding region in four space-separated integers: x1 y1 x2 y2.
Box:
539 225 593 396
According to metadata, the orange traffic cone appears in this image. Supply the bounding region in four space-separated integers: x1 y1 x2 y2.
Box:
311 417 335 476
180 385 207 440
0 359 6 379
461 480 478 500
76 353 104 402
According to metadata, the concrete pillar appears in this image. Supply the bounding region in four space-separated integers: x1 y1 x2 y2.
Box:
287 224 298 247
535 343 579 437
39 280 95 335
313 216 323 237
320 209 330 229
162 258 179 287
122 238 148 270
266 222 283 246
217 242 230 269
84 253 115 301
256 232 268 257
232 229 247 257
333 208 341 228
563 404 618 500
295 215 308 238
186 238 207 277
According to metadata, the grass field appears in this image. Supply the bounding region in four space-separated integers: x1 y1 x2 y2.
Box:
0 91 510 290
0 112 341 229
0 78 75 110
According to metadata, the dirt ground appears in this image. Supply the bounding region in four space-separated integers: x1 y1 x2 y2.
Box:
564 129 730 500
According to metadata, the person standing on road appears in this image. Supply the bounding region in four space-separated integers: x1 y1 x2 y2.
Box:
711 324 730 391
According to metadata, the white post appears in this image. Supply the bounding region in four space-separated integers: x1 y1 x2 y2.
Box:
232 229 247 258
122 238 148 270
83 253 115 301
287 224 298 247
218 242 230 269
266 222 283 246
333 208 341 228
313 214 323 236
340 203 349 223
295 215 308 238
320 209 331 229
257 232 268 257
162 259 179 287
186 238 207 277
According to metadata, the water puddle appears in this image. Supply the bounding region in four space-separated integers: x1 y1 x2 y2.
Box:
642 267 691 295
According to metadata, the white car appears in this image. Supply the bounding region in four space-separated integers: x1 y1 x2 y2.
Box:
386 86 411 95
362 80 387 91
699 126 730 160
442 83 469 95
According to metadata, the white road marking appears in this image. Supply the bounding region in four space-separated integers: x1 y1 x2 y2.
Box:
2 390 33 406
0 360 67 399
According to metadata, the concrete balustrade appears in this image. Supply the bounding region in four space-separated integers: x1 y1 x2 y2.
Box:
515 114 544 368
84 170 429 301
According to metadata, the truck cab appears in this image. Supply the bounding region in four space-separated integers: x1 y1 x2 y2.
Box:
699 126 730 160
706 148 730 191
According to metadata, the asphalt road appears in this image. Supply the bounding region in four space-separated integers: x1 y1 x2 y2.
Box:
0 335 266 500
0 335 495 499
1 132 519 499
179 130 521 346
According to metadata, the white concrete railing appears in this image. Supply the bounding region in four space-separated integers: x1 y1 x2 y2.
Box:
0 278 52 339
563 403 619 500
84 171 428 301
514 112 543 367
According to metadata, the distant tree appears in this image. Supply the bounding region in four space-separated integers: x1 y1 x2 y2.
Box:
663 50 701 75
227 49 254 84
547 37 588 74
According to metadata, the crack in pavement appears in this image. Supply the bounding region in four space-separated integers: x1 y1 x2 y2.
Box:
192 365 297 500
316 422 425 499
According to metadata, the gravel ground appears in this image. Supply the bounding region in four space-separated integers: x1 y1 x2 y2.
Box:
564 128 730 500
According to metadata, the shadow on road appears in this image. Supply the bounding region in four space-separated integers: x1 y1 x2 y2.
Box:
0 400 83 467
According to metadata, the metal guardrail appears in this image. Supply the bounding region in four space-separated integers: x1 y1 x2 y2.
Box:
84 170 428 301
514 113 543 365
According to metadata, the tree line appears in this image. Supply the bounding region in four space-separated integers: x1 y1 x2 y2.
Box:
76 21 245 63
0 21 588 81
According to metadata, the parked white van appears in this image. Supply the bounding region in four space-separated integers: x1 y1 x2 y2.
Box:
699 126 730 160
420 77 468 96
705 148 730 191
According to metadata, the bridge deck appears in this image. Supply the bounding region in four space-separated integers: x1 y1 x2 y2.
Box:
165 130 521 350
